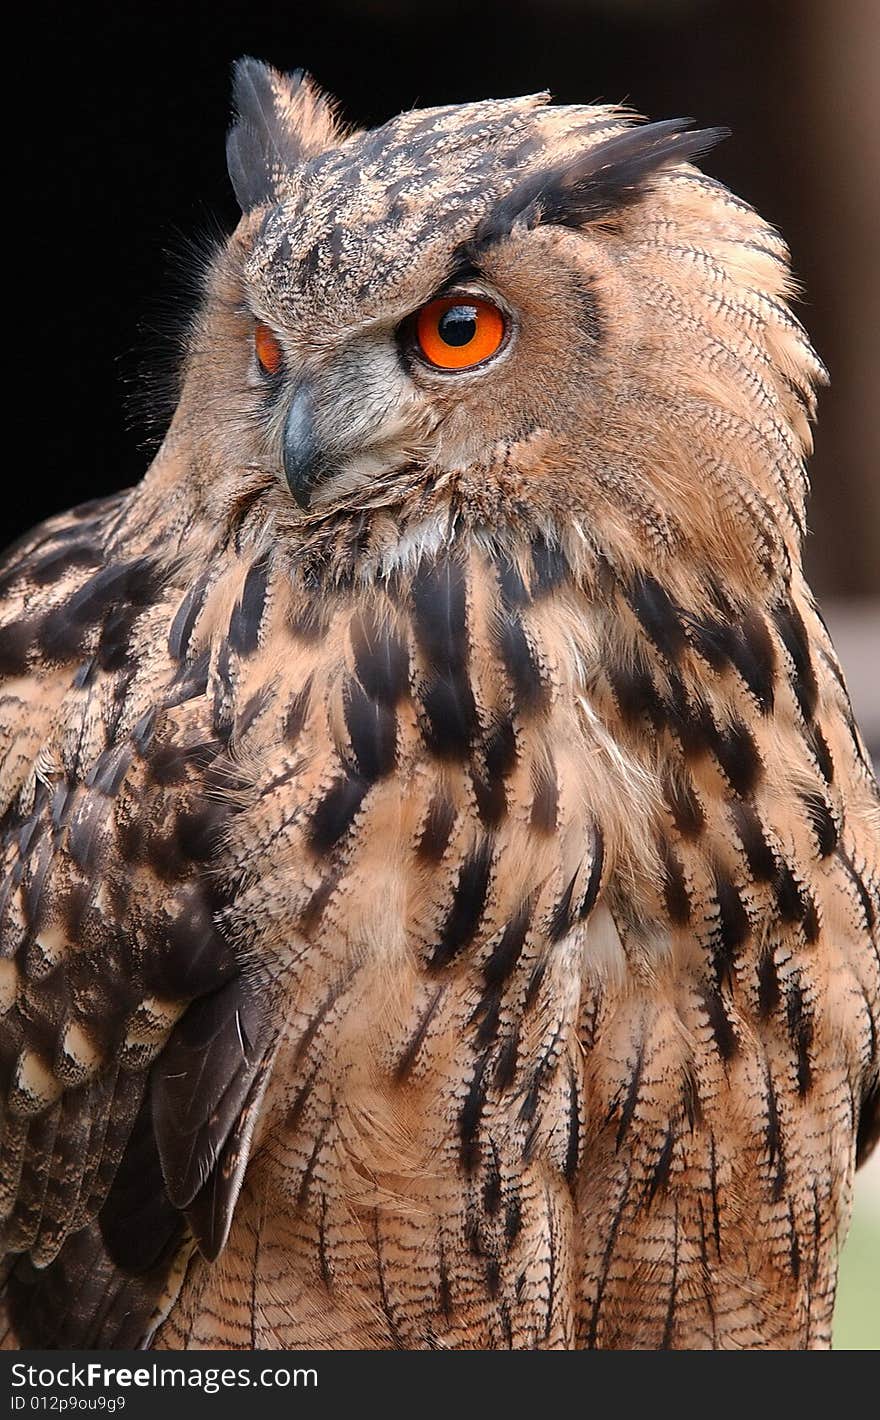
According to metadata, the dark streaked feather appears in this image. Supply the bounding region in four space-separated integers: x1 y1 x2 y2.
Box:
466 120 729 250
184 1055 274 1261
151 979 269 1213
226 58 339 212
6 1218 181 1348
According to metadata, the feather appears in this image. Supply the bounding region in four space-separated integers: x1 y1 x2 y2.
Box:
465 119 729 250
226 57 342 211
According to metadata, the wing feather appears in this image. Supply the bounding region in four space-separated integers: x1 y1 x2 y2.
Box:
0 505 272 1344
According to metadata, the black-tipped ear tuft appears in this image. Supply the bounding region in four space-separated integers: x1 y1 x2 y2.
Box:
542 120 730 226
469 118 730 250
226 57 343 213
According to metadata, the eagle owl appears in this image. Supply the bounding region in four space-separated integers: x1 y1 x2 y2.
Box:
1 59 878 1351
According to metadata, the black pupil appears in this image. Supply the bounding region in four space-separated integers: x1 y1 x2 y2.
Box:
438 304 478 347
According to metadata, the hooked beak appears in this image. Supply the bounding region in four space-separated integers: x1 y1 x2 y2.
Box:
282 382 327 510
279 350 428 511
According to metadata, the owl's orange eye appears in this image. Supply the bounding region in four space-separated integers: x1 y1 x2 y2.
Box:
415 296 506 371
254 322 284 376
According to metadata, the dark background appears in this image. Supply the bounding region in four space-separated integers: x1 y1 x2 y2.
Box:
16 0 879 602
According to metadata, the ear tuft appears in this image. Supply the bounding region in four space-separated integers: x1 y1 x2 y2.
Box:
539 119 731 228
468 118 730 251
226 57 343 213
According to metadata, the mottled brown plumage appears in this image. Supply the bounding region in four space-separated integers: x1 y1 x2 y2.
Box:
1 59 877 1350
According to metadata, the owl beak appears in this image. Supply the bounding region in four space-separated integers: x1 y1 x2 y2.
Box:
282 382 325 510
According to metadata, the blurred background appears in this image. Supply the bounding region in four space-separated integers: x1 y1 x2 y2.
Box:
16 0 879 1346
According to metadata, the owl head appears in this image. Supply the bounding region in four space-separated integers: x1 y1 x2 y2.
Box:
175 58 825 593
